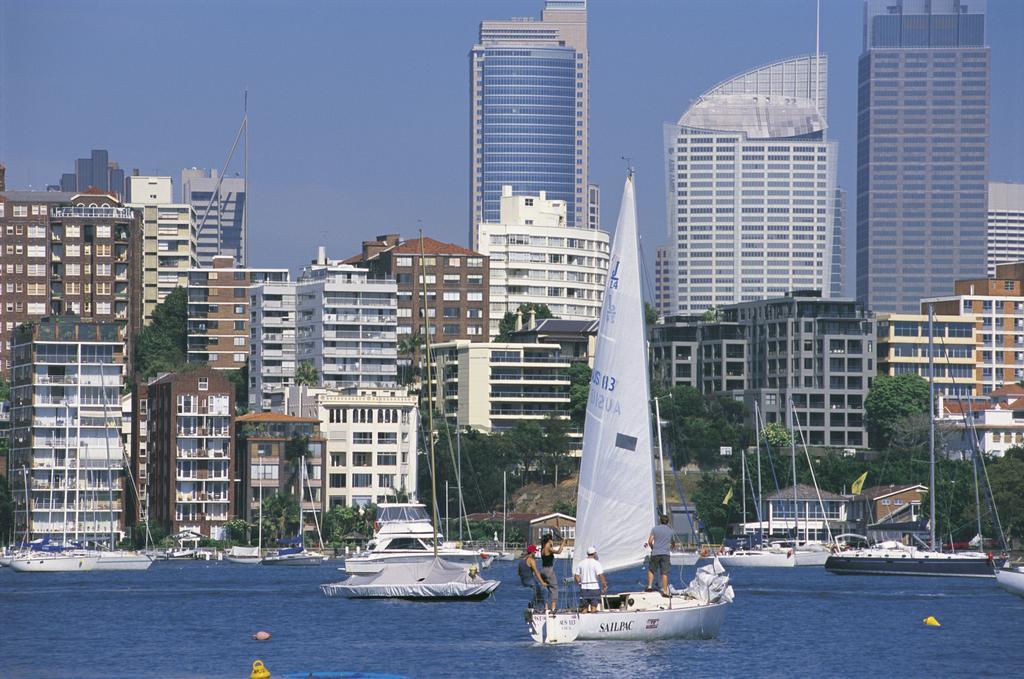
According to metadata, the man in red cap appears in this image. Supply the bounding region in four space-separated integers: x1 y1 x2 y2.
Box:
518 544 546 610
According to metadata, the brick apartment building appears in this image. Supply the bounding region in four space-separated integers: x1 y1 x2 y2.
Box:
145 368 235 539
187 255 289 371
0 187 142 375
352 234 489 369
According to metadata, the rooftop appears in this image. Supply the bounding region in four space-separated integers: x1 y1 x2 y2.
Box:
765 484 846 501
237 411 320 424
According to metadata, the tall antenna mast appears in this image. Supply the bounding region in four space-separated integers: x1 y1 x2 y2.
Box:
243 89 249 266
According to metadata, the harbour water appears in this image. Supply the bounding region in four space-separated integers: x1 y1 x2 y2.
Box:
1 559 1021 678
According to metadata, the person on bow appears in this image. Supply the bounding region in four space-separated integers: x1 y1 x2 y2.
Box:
518 544 546 610
539 533 563 612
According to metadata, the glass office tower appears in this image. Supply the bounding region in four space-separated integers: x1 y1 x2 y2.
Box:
663 56 837 315
856 0 989 312
470 1 589 235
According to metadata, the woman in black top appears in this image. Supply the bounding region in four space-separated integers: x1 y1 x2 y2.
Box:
539 534 563 612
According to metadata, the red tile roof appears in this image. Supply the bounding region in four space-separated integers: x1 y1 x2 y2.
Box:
388 236 480 257
987 384 1024 397
943 401 989 415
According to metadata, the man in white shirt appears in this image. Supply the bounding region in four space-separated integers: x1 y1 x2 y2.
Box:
573 545 608 613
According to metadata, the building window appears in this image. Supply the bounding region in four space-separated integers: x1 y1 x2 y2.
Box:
378 474 395 489
198 378 208 391
352 474 373 488
329 474 346 488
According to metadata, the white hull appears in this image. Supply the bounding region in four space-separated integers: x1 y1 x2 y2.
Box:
717 550 795 568
529 595 730 643
793 550 831 567
670 551 701 567
261 552 326 566
225 547 262 564
93 551 154 571
344 550 482 575
225 555 262 565
10 554 99 572
997 567 1024 597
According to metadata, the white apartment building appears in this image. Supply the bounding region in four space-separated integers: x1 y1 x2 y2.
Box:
285 385 418 508
296 248 398 391
181 167 246 267
988 181 1024 277
9 318 127 545
126 176 198 324
249 281 297 411
476 186 609 337
430 340 571 434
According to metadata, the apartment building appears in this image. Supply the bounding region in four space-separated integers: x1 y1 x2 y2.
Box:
876 313 977 397
8 317 127 544
475 186 609 336
352 235 488 347
145 368 235 539
927 262 1024 395
181 168 246 267
430 339 571 434
295 249 398 390
128 382 151 527
651 292 876 448
187 255 289 371
0 188 142 374
248 280 297 411
285 385 418 509
125 176 198 324
235 411 326 529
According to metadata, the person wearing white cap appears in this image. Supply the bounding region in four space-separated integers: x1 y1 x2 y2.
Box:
573 546 607 613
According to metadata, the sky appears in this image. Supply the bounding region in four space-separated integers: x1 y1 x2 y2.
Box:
2 0 1023 296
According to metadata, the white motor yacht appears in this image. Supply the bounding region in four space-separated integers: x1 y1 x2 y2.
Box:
343 503 489 575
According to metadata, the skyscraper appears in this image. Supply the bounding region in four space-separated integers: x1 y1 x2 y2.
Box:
987 181 1024 276
831 188 847 297
663 55 836 315
181 168 246 267
58 149 125 197
856 0 989 313
470 0 589 233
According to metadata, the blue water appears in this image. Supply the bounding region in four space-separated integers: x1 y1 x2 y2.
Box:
1 560 1021 678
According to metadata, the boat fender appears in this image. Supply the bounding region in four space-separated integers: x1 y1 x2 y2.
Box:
987 552 993 562
700 548 709 558
787 549 793 558
923 616 941 628
251 660 270 679
252 631 272 641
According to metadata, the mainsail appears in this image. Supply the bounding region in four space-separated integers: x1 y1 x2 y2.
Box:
573 174 657 574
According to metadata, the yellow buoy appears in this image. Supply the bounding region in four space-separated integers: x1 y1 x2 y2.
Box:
923 616 941 627
251 659 270 679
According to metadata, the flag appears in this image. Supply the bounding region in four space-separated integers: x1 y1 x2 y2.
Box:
851 471 868 495
722 487 733 506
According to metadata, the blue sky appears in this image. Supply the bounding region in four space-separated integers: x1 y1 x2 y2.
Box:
2 0 1023 295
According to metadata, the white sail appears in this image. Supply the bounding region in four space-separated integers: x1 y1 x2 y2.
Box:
573 175 657 574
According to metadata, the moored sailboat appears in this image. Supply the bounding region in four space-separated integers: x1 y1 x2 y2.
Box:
526 173 732 644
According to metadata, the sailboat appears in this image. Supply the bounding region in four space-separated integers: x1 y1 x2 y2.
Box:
825 306 999 578
997 564 1024 597
527 174 732 644
227 449 266 564
320 232 499 601
261 455 326 565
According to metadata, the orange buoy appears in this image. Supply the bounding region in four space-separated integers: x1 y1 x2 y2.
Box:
252 630 272 641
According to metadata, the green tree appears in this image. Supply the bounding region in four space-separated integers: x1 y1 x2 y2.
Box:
133 287 188 379
644 301 659 326
504 420 546 486
223 518 250 544
397 334 425 385
284 433 311 494
693 473 734 544
496 303 554 341
0 375 11 402
760 422 792 449
295 361 319 387
539 414 573 485
227 362 249 413
987 457 1024 542
262 493 300 541
864 373 931 450
567 362 592 425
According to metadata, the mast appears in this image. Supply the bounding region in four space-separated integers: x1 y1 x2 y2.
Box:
101 369 115 549
243 90 248 266
62 401 70 545
456 428 463 542
23 466 31 544
502 471 507 552
419 231 440 559
257 449 264 552
790 400 798 544
740 446 746 535
928 304 937 551
754 401 763 539
654 396 668 515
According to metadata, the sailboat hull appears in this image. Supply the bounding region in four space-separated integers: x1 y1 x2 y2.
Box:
669 551 701 567
529 598 729 643
9 554 99 572
261 554 325 566
92 552 155 571
825 554 998 578
997 567 1024 597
